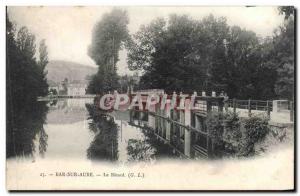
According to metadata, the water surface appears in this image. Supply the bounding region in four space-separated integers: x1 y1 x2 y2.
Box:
7 98 181 163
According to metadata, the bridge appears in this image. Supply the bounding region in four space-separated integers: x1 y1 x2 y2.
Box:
124 90 294 159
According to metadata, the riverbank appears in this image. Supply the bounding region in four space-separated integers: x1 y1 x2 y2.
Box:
37 94 96 101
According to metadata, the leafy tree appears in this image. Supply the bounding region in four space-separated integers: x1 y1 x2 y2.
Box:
278 6 294 20
16 26 36 60
6 12 49 157
127 14 276 98
273 6 295 100
119 74 139 93
127 11 292 100
87 9 130 94
127 14 228 93
211 26 278 99
127 14 214 93
38 39 49 70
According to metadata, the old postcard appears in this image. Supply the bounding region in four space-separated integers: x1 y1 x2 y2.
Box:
6 6 295 191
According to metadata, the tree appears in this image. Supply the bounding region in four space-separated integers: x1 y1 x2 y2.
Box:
127 14 209 93
273 6 295 100
16 26 36 60
278 6 294 20
38 39 49 70
118 74 139 93
6 12 49 157
87 8 130 94
127 14 270 98
210 26 278 99
38 39 49 96
127 13 288 100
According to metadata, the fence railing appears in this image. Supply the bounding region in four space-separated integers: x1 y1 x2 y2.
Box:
225 99 294 122
227 99 273 111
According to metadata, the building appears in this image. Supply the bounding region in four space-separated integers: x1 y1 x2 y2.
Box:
67 81 87 96
47 79 87 96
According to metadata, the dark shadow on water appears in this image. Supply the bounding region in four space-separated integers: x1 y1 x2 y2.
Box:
86 105 181 163
6 100 49 158
128 124 183 161
86 104 119 162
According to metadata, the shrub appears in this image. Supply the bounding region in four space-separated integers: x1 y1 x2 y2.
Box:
222 112 242 154
127 139 156 162
239 116 270 156
205 111 269 157
206 111 241 156
222 112 241 142
244 116 269 144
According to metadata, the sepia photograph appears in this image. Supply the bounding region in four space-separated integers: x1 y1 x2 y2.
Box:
5 5 295 191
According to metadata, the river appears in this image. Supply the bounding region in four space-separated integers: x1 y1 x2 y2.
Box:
6 98 294 190
6 98 184 164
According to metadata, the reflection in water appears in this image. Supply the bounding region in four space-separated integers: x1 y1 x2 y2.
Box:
6 100 48 158
86 104 119 161
7 98 187 163
47 99 89 124
140 128 183 160
86 105 179 162
38 127 48 158
43 99 93 160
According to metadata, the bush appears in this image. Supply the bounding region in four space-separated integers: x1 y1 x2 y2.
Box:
206 111 241 156
206 111 269 157
239 116 270 156
222 112 241 142
222 112 242 154
244 116 269 143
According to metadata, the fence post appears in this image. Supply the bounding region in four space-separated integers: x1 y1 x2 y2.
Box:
290 101 294 122
267 100 271 119
248 99 251 117
233 98 236 114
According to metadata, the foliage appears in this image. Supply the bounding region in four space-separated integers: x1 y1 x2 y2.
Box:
206 111 269 157
222 112 241 144
87 9 130 94
6 12 49 158
206 111 241 155
278 6 294 20
118 74 139 93
127 139 156 162
127 15 215 93
243 116 269 145
87 67 119 94
127 9 294 100
6 100 48 158
211 26 278 99
273 7 294 100
7 14 48 100
38 39 49 70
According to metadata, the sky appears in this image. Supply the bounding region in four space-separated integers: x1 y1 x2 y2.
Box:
7 6 284 75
